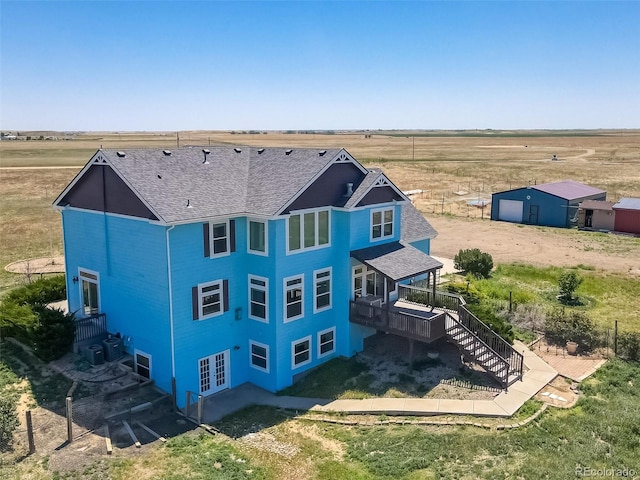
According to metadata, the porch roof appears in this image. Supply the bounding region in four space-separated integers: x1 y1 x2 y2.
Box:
351 241 443 282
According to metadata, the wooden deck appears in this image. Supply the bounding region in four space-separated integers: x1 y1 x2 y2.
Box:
349 300 446 343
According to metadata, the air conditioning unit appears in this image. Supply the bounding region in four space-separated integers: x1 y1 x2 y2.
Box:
102 337 122 362
85 344 104 365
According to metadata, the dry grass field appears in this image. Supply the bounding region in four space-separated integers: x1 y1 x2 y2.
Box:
1 130 639 295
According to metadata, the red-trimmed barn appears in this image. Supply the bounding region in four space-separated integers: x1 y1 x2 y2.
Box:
613 198 640 235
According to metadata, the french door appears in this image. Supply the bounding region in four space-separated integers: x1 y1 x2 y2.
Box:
199 350 229 395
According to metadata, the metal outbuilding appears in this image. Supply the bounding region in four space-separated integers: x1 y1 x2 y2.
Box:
613 198 640 235
491 180 606 228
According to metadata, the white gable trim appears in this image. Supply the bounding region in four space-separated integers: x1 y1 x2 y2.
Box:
346 172 410 210
275 148 368 216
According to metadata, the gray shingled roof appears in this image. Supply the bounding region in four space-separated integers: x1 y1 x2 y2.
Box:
343 170 381 209
532 180 605 200
98 147 342 223
613 197 640 211
351 241 443 282
401 203 438 242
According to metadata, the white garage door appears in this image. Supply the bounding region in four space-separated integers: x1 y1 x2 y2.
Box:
498 199 523 222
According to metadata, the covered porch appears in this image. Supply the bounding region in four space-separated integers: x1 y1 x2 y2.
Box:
350 241 445 343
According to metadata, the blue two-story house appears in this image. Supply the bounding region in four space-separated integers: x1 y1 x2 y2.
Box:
54 147 445 407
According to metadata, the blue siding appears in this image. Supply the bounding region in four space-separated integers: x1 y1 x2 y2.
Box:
491 188 571 228
62 210 173 394
61 197 428 406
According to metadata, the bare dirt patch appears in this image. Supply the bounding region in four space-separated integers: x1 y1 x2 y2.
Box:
5 256 65 274
426 215 640 276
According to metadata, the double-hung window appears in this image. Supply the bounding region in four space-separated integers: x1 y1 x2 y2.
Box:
371 207 394 241
284 275 304 322
248 275 268 322
211 221 229 256
292 336 311 368
248 220 267 255
193 280 227 320
318 327 336 358
314 268 332 313
249 341 269 373
288 209 330 253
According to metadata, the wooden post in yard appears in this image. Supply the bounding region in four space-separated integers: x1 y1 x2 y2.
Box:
65 397 73 443
614 320 618 355
26 411 35 454
509 292 513 313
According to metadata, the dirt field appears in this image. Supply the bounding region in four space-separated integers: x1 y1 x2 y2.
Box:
426 215 640 276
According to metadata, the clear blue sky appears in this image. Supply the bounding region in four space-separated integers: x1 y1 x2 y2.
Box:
1 1 639 131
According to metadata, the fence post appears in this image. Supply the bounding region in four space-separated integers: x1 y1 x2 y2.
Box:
26 410 35 454
614 320 618 356
171 377 177 412
66 396 73 443
197 395 203 425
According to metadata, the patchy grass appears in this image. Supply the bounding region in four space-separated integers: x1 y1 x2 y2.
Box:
278 357 373 400
466 263 640 331
0 340 74 407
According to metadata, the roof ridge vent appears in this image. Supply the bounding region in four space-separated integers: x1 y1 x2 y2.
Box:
319 150 327 156
162 150 172 156
257 148 265 154
202 149 210 164
234 147 242 153
116 151 126 158
285 149 293 155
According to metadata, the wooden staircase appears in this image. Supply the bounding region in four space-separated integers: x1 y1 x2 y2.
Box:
397 285 524 389
445 313 522 388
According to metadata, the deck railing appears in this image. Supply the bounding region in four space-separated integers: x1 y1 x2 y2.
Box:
398 284 464 312
457 306 524 382
349 301 446 342
74 313 107 343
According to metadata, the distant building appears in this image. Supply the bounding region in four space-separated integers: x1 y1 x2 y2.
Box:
491 180 606 228
613 198 640 235
577 200 616 231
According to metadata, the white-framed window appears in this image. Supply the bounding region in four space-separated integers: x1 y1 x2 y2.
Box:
287 208 330 253
317 327 336 358
79 268 100 316
314 268 332 313
249 340 269 373
248 219 268 255
248 275 268 323
211 220 230 257
197 280 224 319
371 207 394 241
134 350 152 379
352 265 386 302
292 336 311 369
284 274 304 322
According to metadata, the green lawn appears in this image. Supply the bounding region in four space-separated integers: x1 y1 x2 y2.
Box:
462 263 640 332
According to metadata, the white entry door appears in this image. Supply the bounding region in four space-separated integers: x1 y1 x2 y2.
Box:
199 350 230 395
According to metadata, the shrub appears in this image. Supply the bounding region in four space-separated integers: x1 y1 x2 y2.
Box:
31 306 76 362
3 275 66 306
465 303 514 344
558 271 583 304
454 248 494 278
618 331 640 361
544 308 596 352
0 395 19 452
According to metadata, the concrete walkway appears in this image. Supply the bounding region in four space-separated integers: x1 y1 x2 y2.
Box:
201 341 557 423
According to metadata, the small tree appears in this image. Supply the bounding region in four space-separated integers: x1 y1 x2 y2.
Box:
454 248 494 278
31 306 76 362
558 271 583 304
544 308 596 351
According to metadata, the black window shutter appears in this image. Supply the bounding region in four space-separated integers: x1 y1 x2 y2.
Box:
192 286 199 320
229 219 236 253
203 223 210 257
223 280 229 312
